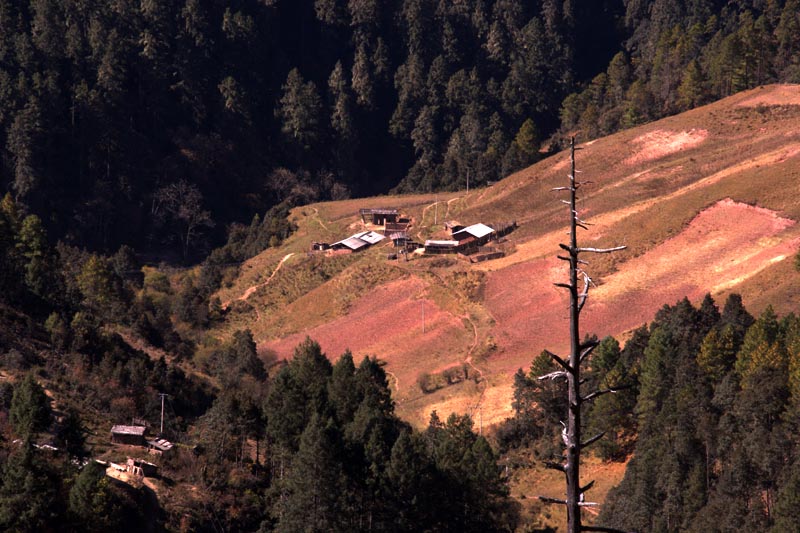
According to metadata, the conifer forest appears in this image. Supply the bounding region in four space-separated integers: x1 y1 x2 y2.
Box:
2 0 800 531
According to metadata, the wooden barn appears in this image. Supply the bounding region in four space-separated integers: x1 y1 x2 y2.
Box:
424 239 460 254
359 208 399 225
111 425 147 446
451 223 495 246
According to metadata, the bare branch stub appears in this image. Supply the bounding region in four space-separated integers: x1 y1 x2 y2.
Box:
581 432 605 449
538 496 568 505
577 246 627 254
544 461 567 472
583 383 633 403
544 350 573 374
538 370 569 381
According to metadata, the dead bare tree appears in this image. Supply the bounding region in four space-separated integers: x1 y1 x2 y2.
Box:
537 137 628 533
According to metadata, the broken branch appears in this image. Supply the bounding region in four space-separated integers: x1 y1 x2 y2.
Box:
576 246 627 254
538 370 569 381
544 461 566 472
545 350 573 373
538 496 568 505
581 432 605 448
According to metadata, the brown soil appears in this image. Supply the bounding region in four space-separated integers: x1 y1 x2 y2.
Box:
624 128 709 165
260 277 472 390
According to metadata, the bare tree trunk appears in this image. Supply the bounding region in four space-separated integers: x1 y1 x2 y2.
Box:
538 138 628 533
566 137 582 533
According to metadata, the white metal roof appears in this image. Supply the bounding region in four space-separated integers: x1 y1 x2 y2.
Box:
353 231 386 245
425 240 459 246
334 236 369 250
454 223 495 239
147 438 174 451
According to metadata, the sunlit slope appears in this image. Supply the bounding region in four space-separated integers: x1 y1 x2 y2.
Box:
216 84 800 427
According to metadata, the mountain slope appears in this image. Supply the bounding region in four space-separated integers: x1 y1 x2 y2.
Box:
215 84 800 427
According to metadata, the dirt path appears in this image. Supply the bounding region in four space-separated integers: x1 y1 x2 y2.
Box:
418 198 443 241
223 253 295 312
462 313 488 419
445 196 461 219
310 207 329 231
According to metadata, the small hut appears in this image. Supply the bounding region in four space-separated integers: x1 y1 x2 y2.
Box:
444 221 465 233
389 231 410 248
111 425 147 446
424 240 460 254
452 223 495 246
359 208 399 225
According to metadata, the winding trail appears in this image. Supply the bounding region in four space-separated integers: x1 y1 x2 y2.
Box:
222 253 295 318
309 207 329 231
462 313 489 419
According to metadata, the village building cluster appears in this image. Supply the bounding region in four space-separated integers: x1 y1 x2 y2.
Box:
108 422 174 479
311 206 516 263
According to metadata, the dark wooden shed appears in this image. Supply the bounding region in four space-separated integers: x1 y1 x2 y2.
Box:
359 208 399 225
111 425 147 446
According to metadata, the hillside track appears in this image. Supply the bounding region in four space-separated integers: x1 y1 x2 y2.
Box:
222 253 295 316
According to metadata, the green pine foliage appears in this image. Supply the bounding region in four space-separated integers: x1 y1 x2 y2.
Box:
595 294 800 532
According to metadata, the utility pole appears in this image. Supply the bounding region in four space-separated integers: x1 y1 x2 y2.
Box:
159 393 168 435
538 138 627 533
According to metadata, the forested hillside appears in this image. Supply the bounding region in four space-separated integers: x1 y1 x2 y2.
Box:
2 0 800 530
1 0 798 257
503 294 800 531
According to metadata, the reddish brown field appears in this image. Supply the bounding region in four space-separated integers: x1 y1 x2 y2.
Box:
260 277 474 401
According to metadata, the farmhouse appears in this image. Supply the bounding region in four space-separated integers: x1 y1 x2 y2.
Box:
359 208 399 225
452 223 495 246
444 220 465 233
384 220 410 235
111 425 147 446
424 239 461 254
331 230 386 252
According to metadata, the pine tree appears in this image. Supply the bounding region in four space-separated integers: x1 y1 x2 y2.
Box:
9 373 51 438
0 441 62 530
276 414 347 533
276 68 324 153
